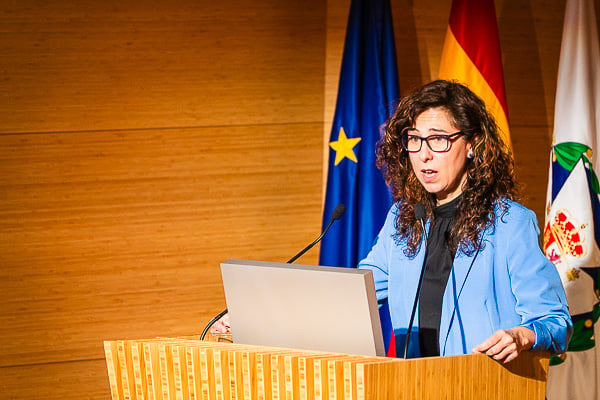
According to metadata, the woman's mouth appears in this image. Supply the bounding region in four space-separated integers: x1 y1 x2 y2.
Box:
421 169 438 182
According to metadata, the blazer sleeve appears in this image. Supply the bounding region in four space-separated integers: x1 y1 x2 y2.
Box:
502 205 573 354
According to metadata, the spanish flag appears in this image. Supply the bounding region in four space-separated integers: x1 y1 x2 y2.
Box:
438 0 510 148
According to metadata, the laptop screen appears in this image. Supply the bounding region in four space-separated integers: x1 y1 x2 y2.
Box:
220 259 385 356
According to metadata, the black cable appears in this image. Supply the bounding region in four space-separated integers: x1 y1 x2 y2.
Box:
199 308 229 341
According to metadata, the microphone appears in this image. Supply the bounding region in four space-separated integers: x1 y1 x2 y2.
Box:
286 203 345 263
403 203 428 358
199 203 346 340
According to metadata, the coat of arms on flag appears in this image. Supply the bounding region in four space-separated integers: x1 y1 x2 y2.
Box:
544 142 600 361
544 144 597 275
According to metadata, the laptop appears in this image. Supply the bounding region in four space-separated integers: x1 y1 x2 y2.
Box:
220 259 385 356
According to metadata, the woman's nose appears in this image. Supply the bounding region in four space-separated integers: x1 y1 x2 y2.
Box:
418 142 434 161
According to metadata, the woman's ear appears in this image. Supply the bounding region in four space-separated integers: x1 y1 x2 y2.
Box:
467 142 474 159
466 134 479 159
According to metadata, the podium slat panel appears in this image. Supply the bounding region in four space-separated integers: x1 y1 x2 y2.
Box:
104 341 122 400
103 338 550 400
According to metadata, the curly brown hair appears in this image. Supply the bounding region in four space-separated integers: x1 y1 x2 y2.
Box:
376 80 517 256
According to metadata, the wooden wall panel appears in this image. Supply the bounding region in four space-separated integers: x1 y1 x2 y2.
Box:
511 126 554 216
1 359 111 400
1 123 323 368
0 0 325 133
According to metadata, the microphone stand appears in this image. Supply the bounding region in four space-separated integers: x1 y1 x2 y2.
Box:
403 204 428 359
286 210 340 264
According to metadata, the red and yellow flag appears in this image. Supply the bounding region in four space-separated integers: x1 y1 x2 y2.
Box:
438 0 511 147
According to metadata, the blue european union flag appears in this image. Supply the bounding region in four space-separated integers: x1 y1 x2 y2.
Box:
318 0 400 355
319 0 399 268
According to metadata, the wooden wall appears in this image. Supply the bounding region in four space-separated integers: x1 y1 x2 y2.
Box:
0 1 326 399
1 0 598 399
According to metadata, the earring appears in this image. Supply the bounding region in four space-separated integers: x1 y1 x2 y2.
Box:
468 151 474 158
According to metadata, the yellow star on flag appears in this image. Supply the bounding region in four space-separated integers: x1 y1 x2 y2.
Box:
330 127 362 165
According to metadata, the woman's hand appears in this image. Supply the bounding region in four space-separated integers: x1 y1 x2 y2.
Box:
209 313 231 335
472 326 535 363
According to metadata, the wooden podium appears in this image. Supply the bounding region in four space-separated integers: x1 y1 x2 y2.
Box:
104 337 549 399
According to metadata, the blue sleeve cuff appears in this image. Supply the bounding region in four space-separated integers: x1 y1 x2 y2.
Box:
522 320 569 355
523 322 548 351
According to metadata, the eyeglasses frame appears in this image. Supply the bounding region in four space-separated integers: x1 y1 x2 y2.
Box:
400 129 467 153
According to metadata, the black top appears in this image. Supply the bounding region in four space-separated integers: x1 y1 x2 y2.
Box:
418 195 460 357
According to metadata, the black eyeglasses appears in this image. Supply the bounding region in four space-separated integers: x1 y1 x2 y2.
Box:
400 128 466 153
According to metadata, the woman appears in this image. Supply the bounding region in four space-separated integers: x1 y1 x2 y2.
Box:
359 80 572 362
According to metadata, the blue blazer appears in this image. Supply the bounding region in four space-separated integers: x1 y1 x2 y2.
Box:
359 200 572 358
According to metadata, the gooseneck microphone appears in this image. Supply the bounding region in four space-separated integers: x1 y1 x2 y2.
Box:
403 203 428 359
199 203 346 340
287 203 346 264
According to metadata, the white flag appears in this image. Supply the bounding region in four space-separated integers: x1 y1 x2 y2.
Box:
544 0 600 399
